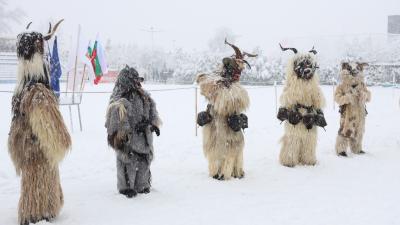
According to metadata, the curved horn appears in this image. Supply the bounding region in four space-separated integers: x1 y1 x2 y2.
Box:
242 59 252 69
225 38 243 59
243 51 258 58
48 22 52 34
44 19 64 41
26 22 32 30
309 46 317 55
279 43 297 54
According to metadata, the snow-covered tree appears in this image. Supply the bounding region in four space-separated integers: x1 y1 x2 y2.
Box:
101 33 400 85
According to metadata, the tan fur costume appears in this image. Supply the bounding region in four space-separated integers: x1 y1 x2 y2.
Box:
279 54 325 167
8 53 71 224
335 62 371 155
196 73 250 180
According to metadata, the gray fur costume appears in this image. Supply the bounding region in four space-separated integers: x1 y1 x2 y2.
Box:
105 65 161 197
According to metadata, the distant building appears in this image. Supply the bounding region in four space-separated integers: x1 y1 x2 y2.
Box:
388 15 400 43
388 15 400 34
383 15 400 85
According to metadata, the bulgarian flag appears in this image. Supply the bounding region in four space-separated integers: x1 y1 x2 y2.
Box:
86 40 106 85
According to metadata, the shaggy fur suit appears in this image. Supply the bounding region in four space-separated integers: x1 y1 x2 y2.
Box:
279 53 326 167
196 73 250 180
335 63 371 155
105 66 161 197
8 52 71 225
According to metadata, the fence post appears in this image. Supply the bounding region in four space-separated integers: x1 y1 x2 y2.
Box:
195 86 198 137
274 81 278 114
332 78 336 111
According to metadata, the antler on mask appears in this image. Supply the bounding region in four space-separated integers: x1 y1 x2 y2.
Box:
279 43 298 54
44 19 64 41
243 52 258 58
225 38 243 59
26 22 32 30
309 46 317 55
47 22 52 34
225 39 258 69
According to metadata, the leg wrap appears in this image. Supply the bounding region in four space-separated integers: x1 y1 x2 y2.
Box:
335 135 349 155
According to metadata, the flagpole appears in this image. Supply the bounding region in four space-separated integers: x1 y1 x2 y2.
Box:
195 86 198 137
76 63 87 132
80 64 87 96
140 27 164 81
45 38 53 93
72 25 81 104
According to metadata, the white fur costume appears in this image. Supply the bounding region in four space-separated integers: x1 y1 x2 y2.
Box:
278 53 325 167
196 74 250 179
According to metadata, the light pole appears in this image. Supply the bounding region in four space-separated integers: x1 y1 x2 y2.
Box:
140 26 163 81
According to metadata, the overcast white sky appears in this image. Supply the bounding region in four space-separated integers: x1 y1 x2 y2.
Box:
7 0 400 52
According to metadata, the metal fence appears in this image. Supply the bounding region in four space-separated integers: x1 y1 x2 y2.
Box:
0 52 18 83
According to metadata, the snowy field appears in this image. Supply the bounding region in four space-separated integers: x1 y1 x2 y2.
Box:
0 83 400 225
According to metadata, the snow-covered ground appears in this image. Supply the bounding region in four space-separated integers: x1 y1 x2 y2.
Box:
0 83 399 225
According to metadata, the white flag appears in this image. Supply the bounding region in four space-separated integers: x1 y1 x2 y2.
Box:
96 39 108 74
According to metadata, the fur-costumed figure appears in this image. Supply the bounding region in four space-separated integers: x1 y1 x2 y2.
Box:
277 44 327 167
8 20 71 225
335 62 371 156
105 65 161 198
196 39 257 180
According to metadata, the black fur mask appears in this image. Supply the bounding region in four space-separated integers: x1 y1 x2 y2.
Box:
341 62 368 77
113 65 145 98
279 44 318 80
293 55 318 80
222 57 242 82
17 32 44 60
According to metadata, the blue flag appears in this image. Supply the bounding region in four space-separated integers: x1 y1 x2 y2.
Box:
50 36 62 97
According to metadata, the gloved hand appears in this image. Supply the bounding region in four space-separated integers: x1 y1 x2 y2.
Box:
150 125 160 136
135 121 149 134
288 110 302 125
